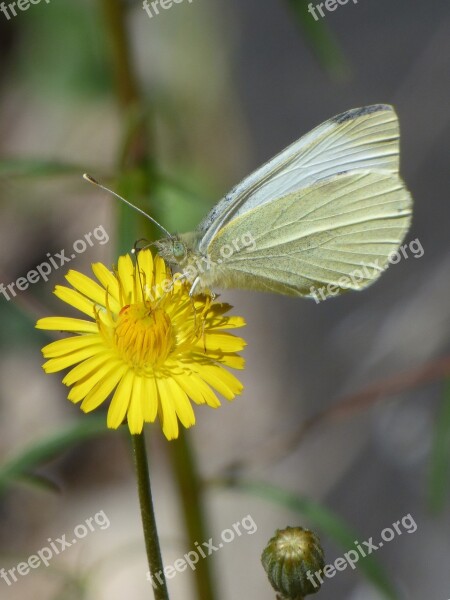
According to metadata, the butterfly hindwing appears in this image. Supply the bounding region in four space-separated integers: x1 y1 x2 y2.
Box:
206 170 412 298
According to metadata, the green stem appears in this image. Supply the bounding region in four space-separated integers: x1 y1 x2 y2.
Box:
99 0 140 107
99 0 161 245
168 429 218 600
100 0 152 170
131 432 170 600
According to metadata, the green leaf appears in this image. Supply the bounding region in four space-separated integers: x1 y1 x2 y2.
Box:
428 379 450 513
17 472 62 495
0 159 85 179
285 0 350 79
216 478 398 600
0 417 109 496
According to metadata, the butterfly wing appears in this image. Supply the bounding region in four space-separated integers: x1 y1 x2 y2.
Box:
197 105 401 255
206 170 412 298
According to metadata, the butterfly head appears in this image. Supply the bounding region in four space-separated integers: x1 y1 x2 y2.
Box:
155 235 193 270
172 239 187 260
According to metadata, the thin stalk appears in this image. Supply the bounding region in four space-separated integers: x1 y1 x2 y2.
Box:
131 432 170 600
169 429 218 600
99 0 152 170
99 0 161 244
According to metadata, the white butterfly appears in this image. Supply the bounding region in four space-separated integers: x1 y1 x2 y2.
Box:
86 104 413 300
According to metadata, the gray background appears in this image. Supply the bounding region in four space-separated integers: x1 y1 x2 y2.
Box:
0 0 449 598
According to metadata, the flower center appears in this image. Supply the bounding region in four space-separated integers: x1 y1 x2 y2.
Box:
114 303 174 371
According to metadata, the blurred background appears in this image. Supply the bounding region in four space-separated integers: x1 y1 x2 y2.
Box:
0 0 449 599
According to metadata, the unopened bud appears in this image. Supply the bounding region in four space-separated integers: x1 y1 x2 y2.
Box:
261 526 325 599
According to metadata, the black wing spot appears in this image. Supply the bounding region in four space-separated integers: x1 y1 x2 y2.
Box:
333 104 392 124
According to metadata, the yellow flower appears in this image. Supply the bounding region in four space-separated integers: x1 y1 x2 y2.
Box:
36 250 246 440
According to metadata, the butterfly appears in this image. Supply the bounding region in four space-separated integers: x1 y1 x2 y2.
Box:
85 104 412 300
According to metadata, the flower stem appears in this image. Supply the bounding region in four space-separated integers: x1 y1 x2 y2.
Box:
168 429 218 600
100 0 151 163
99 0 161 246
131 432 169 600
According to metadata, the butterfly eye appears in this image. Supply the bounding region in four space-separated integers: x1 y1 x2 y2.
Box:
173 241 186 259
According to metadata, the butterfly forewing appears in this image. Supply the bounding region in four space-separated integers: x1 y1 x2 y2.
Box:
197 104 401 254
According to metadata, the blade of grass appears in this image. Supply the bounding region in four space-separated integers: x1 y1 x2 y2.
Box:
428 379 450 513
17 472 62 494
0 159 85 178
0 416 108 496
168 430 217 600
285 0 350 79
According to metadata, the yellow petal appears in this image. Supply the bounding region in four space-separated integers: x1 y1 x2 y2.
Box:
173 372 220 407
156 377 179 440
208 315 246 330
53 286 95 317
65 270 107 306
80 363 128 412
69 359 123 403
137 249 154 301
92 262 120 303
217 354 245 370
36 317 98 334
63 352 115 386
190 363 243 400
154 256 170 289
107 369 134 429
142 375 158 422
42 345 105 373
117 254 135 304
166 377 195 429
42 334 101 358
133 255 146 305
197 333 246 353
127 376 144 434
205 302 233 316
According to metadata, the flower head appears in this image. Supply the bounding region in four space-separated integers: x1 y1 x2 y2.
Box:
261 526 325 599
36 250 246 440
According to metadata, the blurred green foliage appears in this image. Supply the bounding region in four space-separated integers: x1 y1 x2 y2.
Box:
285 0 350 79
0 416 109 496
428 379 450 513
15 0 110 99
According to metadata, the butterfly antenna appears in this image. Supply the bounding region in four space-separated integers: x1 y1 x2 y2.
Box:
131 238 159 256
83 173 172 238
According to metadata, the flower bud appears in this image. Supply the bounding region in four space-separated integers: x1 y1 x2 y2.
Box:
261 526 325 599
